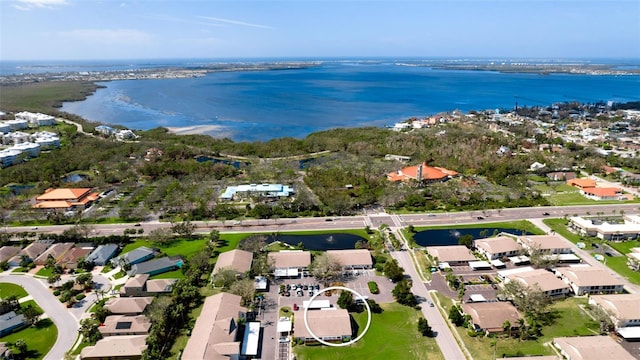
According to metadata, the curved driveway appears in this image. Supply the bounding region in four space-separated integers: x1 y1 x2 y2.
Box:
0 275 78 360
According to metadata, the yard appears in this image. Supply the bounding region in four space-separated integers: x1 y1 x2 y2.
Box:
294 302 444 360
0 318 57 360
0 282 29 299
434 294 599 360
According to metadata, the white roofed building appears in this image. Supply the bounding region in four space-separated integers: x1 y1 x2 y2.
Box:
474 236 523 260
15 111 56 127
517 235 573 255
220 183 295 201
569 215 640 241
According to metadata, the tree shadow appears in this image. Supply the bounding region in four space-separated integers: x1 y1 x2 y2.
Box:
349 314 360 338
539 309 561 326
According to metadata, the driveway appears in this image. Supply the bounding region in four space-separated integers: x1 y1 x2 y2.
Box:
0 274 78 360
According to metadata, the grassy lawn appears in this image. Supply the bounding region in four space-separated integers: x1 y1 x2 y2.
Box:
149 268 184 280
34 267 55 278
295 303 444 360
100 264 113 273
545 191 640 206
412 220 545 235
434 294 599 360
543 218 585 246
0 318 57 360
12 267 29 273
0 282 29 299
113 271 126 279
20 300 43 313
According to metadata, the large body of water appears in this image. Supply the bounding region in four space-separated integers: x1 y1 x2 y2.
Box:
6 59 639 142
413 228 533 247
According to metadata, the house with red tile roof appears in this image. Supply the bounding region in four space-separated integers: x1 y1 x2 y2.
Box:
387 162 458 184
580 187 625 201
566 178 596 189
32 188 99 209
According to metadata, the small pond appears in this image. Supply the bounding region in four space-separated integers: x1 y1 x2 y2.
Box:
413 227 534 247
266 233 366 251
62 174 88 183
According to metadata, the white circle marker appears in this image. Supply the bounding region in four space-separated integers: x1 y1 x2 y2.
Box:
303 285 372 347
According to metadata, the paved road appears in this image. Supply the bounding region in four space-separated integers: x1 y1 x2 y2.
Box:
0 274 79 360
392 251 468 360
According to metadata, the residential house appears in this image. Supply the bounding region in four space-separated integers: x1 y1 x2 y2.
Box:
566 178 597 189
580 187 625 201
569 216 640 241
98 315 151 337
127 256 183 276
58 246 93 269
627 248 640 271
119 274 176 297
95 125 115 137
212 249 253 276
555 267 624 295
85 244 119 266
517 235 573 255
529 162 546 171
14 111 56 127
269 250 311 278
0 311 25 336
182 292 247 360
553 336 635 360
104 297 153 315
219 183 295 201
32 188 99 210
426 245 477 266
474 236 522 260
294 308 352 344
505 268 571 298
0 246 21 263
460 302 522 334
546 171 577 181
144 279 177 295
387 162 458 184
115 129 137 141
33 242 74 266
80 335 148 360
111 246 157 267
588 294 640 328
326 249 373 270
9 241 52 266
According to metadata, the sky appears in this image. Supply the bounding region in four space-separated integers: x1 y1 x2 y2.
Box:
1 0 639 61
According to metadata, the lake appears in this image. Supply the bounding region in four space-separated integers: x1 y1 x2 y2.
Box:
413 227 533 247
266 233 366 251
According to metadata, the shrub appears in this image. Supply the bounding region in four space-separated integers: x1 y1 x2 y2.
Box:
75 293 86 301
53 290 61 296
367 281 379 294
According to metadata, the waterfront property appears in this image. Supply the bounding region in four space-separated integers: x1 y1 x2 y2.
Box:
293 308 352 344
517 235 573 255
326 249 373 270
212 249 253 276
269 250 311 278
80 335 148 360
474 236 522 260
460 302 521 334
219 183 294 201
553 336 635 360
32 188 99 210
182 292 247 360
569 215 640 241
426 245 477 266
555 266 624 295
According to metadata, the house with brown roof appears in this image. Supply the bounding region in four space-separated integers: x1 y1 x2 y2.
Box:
426 245 477 266
546 171 577 181
474 236 522 260
33 242 74 266
567 178 597 189
145 279 177 294
555 267 624 295
98 315 151 337
58 246 93 269
182 292 247 360
32 188 99 209
0 246 21 263
212 249 253 275
553 336 636 360
269 250 311 278
104 297 153 315
505 268 571 298
588 294 640 328
119 274 176 297
461 302 522 334
517 235 573 255
294 308 352 343
580 187 625 201
387 162 458 184
80 335 148 360
327 249 373 269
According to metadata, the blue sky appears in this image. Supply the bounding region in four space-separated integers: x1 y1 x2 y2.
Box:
1 0 639 60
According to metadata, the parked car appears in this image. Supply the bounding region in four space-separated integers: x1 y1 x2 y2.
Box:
293 303 299 311
542 212 550 216
476 216 484 220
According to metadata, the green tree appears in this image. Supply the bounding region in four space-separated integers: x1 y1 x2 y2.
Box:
22 304 42 326
229 278 255 306
14 338 27 355
47 273 61 287
449 305 464 326
171 220 196 237
383 259 404 283
392 279 417 307
418 317 433 337
79 318 102 343
337 290 356 312
458 234 474 248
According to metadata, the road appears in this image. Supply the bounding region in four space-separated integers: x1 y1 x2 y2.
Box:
392 251 467 360
0 274 79 360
